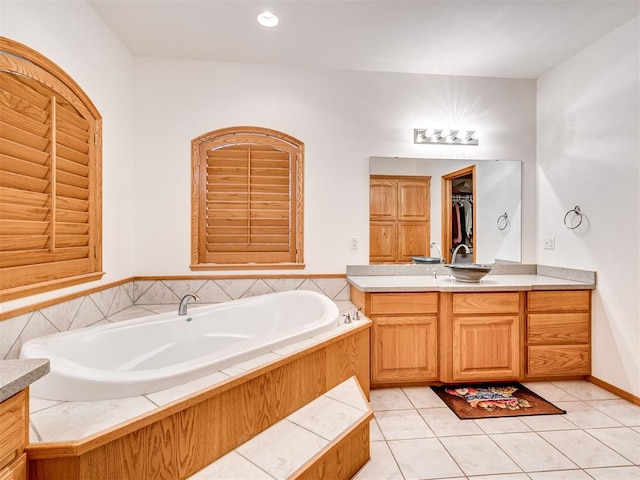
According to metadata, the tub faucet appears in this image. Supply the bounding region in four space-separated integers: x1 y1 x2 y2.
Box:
178 293 200 315
451 244 470 264
430 242 443 262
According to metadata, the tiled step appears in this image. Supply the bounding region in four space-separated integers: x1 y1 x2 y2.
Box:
189 376 373 479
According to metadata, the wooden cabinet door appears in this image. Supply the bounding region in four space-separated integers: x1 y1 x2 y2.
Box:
452 315 520 381
370 179 396 220
370 221 396 263
398 223 429 262
372 315 438 385
397 180 429 221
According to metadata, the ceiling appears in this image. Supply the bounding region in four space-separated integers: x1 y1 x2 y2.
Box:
88 0 640 79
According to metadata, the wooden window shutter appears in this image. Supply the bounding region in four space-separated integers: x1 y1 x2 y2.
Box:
191 127 304 269
0 38 103 301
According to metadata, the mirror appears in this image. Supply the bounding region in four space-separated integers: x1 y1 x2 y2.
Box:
369 157 521 264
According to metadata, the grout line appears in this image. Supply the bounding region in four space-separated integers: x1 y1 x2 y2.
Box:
29 418 44 443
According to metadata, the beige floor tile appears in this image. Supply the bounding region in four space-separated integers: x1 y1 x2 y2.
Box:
474 416 531 434
418 407 484 437
551 381 620 401
587 399 640 427
521 381 580 402
555 401 623 429
528 470 593 479
466 474 530 480
369 418 384 441
370 387 413 411
388 438 464 480
584 466 640 480
352 441 404 480
439 435 522 476
519 413 578 431
490 432 577 472
375 409 435 440
540 429 632 468
402 386 446 408
585 427 640 464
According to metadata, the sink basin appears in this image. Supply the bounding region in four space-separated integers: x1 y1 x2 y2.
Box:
445 263 493 283
411 256 442 264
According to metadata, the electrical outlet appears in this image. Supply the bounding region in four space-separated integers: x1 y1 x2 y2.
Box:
544 236 555 250
350 237 359 250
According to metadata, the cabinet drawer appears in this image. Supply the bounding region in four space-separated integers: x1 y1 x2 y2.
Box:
370 293 438 315
528 291 590 313
0 391 27 472
528 313 590 344
0 453 26 480
452 292 519 314
527 345 590 376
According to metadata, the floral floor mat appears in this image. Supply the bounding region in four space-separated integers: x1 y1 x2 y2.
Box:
431 383 567 419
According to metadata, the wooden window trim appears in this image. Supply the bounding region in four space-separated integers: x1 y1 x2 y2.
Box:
191 126 304 269
0 37 103 301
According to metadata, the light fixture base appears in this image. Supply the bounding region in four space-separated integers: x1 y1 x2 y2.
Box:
414 128 479 146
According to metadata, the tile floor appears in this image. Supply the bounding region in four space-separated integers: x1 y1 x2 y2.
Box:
354 380 640 480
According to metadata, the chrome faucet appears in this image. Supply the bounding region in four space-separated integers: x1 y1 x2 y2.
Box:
451 244 470 264
178 293 200 315
430 242 443 262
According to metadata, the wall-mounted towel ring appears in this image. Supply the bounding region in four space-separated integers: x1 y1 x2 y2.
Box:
497 212 509 231
564 205 583 230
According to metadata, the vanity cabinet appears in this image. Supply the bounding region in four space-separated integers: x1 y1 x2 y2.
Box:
526 290 591 378
0 390 28 480
440 292 523 383
361 291 439 387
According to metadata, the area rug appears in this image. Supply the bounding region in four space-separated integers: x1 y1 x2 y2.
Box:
431 383 566 420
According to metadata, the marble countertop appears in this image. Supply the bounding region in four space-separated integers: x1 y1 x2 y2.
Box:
0 358 49 402
347 274 595 292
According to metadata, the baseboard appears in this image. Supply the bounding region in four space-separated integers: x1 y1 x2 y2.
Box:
587 375 640 406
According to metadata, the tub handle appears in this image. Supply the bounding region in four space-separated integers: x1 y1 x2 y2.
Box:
342 312 352 324
353 308 362 321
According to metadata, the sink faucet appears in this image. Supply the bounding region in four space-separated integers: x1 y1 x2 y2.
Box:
430 242 443 262
178 293 200 315
451 244 470 264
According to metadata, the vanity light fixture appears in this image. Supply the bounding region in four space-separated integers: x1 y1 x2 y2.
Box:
257 10 279 27
414 128 479 146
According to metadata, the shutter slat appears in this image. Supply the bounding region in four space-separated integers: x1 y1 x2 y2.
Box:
0 119 49 152
57 129 89 155
57 117 89 143
57 184 89 200
0 73 50 109
0 235 48 251
0 219 49 235
207 243 289 253
0 154 50 180
0 90 49 125
0 104 49 137
0 203 49 221
57 195 89 213
56 235 89 248
0 137 50 165
57 143 89 166
0 248 89 270
57 157 89 178
0 186 49 207
0 170 50 193
56 222 89 235
56 208 88 223
57 169 89 189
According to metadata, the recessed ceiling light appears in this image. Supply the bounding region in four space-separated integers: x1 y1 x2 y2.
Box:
257 11 279 27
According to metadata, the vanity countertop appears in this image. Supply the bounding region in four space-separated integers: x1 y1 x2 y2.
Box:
347 274 595 293
0 358 49 402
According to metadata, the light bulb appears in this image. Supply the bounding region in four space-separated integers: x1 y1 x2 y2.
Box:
257 11 279 27
456 130 468 140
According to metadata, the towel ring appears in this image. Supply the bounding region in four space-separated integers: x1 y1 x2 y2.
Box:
497 212 509 231
564 205 583 230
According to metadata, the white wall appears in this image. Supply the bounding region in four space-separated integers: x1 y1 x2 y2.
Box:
1 1 137 313
537 17 640 395
134 59 537 274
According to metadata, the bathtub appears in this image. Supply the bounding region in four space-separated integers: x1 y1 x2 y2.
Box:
20 290 340 401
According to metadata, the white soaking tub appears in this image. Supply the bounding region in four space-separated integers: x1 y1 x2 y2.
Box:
20 290 340 401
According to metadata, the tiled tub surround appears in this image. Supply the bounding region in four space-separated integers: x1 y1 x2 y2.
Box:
27 300 365 443
1 277 351 360
26 305 370 479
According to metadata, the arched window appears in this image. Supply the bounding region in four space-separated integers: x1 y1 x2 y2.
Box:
191 126 304 269
0 37 103 301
